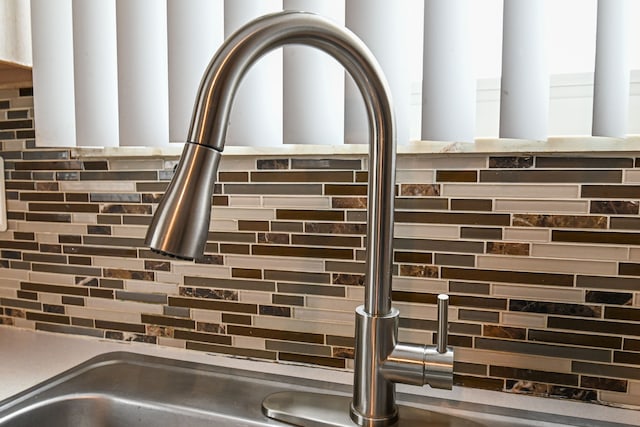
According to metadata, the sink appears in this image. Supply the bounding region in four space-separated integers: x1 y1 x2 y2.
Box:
0 352 628 427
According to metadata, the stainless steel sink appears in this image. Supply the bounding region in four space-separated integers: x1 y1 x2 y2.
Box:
0 352 629 427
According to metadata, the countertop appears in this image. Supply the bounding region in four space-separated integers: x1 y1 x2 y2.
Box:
0 326 637 426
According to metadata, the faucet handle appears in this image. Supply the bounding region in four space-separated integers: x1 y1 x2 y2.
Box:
436 294 449 354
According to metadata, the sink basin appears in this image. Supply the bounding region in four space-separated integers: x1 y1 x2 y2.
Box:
0 352 629 427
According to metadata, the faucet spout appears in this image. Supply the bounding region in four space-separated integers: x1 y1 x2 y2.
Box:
145 11 452 427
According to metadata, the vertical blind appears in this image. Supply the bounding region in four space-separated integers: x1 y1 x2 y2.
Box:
29 0 636 148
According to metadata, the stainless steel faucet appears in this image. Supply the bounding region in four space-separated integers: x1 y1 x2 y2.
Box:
145 11 453 427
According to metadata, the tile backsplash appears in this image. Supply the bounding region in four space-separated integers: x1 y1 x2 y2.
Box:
1 86 639 410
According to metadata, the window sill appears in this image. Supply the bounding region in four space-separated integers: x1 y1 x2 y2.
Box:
72 135 640 159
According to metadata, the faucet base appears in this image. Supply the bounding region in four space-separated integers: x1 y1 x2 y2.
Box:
262 391 482 426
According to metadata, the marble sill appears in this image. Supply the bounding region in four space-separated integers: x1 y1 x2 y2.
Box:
72 136 640 159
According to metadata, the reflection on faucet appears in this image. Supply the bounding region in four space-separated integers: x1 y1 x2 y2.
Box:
145 11 453 427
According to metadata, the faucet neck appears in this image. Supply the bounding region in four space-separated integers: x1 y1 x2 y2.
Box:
190 11 396 316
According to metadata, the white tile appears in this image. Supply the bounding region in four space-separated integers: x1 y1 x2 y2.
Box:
263 196 330 209
2 140 25 151
13 319 35 329
253 316 353 337
228 196 261 207
17 222 85 234
623 169 640 183
306 296 360 312
394 223 459 239
493 284 583 303
1 269 28 281
109 159 163 170
154 272 181 285
66 305 141 323
503 228 550 242
172 263 230 278
192 309 221 323
398 155 486 170
393 301 437 320
233 336 266 350
71 213 98 224
395 169 435 184
239 290 272 304
6 200 27 211
211 207 275 221
495 199 589 214
157 337 186 348
59 181 136 192
125 280 178 295
0 288 16 297
218 157 256 171
346 286 364 301
628 248 640 261
35 233 59 244
392 277 448 293
28 271 75 285
531 243 629 261
210 219 239 231
226 254 324 272
39 294 62 305
477 255 617 275
93 256 144 270
442 183 580 199
398 328 432 344
501 312 546 328
455 347 572 373
293 307 353 323
112 225 147 237
85 297 163 314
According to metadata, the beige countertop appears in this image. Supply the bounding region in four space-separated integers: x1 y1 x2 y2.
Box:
0 326 636 425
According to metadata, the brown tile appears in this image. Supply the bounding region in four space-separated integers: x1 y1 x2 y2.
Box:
95 320 146 334
460 227 503 240
222 313 252 325
64 245 138 258
252 171 353 182
180 287 237 300
100 204 151 214
548 316 640 336
605 306 640 321
26 311 70 324
253 245 353 260
264 270 330 284
28 202 98 213
62 296 85 306
394 251 432 264
395 238 485 254
279 352 345 369
536 157 633 169
25 213 72 223
624 339 640 351
228 325 323 344
580 376 627 392
232 268 262 279
454 375 504 391
436 170 477 182
259 305 291 317
174 330 232 345
292 234 361 248
481 170 622 183
258 233 290 244
489 156 533 168
331 273 364 286
238 220 270 231
271 221 304 232
510 300 600 317
141 313 195 329
483 325 526 340
257 159 289 169
399 264 438 278
19 192 64 201
573 361 640 380
144 260 171 271
395 198 448 210
104 268 154 281
614 351 640 366
224 183 323 195
434 253 475 267
486 242 529 256
277 283 345 297
184 276 275 292
89 288 114 299
196 322 225 334
218 171 248 182
220 243 250 254
591 201 639 214
577 275 640 291
449 281 490 295
32 263 101 277
332 197 367 209
272 294 304 306
15 160 83 171
169 296 257 314
454 362 487 376
491 366 578 386
16 290 37 300
458 309 500 323
553 230 640 245
396 211 510 226
450 199 492 211
324 184 367 196
514 214 607 229
610 217 640 230
399 184 440 196
477 338 611 362
276 209 344 221
305 222 366 235
585 290 632 305
582 185 640 198
21 282 89 296
187 341 276 360
443 267 574 287
529 330 622 349
619 263 640 277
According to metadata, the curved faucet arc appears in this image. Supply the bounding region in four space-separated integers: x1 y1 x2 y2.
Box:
145 11 452 427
